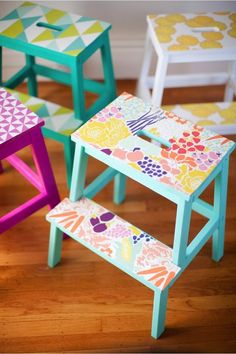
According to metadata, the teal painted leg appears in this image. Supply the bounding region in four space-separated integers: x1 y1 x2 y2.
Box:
25 54 37 96
71 60 86 121
101 32 117 101
173 199 192 267
69 144 88 202
113 172 126 205
64 138 75 188
151 288 169 339
212 159 229 262
48 223 63 268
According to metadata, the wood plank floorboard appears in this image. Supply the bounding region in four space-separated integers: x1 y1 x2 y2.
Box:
0 81 235 353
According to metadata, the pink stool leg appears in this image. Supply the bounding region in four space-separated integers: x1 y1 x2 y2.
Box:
30 128 60 209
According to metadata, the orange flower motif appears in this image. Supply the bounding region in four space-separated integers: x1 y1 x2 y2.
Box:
164 110 186 124
161 149 197 169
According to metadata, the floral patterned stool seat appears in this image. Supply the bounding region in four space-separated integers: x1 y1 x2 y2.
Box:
46 92 235 339
137 12 236 108
162 101 236 136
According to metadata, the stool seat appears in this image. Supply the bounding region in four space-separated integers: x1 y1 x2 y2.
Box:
47 197 180 291
72 92 235 198
5 89 82 138
148 12 235 55
0 87 42 144
0 1 110 57
163 101 236 135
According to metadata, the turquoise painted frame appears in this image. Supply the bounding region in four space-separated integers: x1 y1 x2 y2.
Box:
0 28 117 187
47 137 234 339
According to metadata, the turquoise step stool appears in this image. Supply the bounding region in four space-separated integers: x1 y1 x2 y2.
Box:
46 93 235 338
0 1 116 186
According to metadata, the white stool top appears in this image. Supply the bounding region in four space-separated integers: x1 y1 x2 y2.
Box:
0 87 42 144
72 92 235 197
148 12 236 57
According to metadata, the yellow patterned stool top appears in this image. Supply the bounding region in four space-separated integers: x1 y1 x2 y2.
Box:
72 92 235 197
0 1 110 57
148 12 236 53
163 102 236 135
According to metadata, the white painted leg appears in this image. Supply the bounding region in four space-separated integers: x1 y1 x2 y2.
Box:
136 29 154 102
224 61 236 102
151 52 168 107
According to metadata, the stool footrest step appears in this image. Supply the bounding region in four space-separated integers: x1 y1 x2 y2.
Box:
47 197 180 291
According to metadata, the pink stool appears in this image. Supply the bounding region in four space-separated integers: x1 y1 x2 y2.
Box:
0 88 60 233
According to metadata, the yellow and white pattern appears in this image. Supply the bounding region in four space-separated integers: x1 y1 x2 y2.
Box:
148 12 236 52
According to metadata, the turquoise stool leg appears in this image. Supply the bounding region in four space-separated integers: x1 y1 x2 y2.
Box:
101 31 117 101
64 138 75 188
151 288 169 339
113 172 126 204
212 158 229 262
173 200 192 267
48 223 63 267
69 144 88 202
25 54 38 97
71 60 86 121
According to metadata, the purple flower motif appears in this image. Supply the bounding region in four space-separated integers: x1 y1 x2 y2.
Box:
101 148 112 155
192 151 221 171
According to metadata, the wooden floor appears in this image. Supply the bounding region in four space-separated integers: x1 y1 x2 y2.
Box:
0 81 236 353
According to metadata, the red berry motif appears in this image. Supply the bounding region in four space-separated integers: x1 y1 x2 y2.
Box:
168 130 205 154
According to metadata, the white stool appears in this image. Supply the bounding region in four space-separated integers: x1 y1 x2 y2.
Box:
137 12 236 106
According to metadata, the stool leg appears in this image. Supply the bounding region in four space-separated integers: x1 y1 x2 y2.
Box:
25 55 38 97
64 138 75 188
173 199 192 267
151 53 168 107
30 128 60 209
136 29 154 101
48 223 63 267
151 288 169 339
0 160 3 174
113 172 126 204
71 60 86 121
224 61 236 102
101 32 117 101
212 159 229 262
69 144 88 202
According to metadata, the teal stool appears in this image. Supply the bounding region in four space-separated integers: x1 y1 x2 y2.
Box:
0 1 116 186
46 93 235 338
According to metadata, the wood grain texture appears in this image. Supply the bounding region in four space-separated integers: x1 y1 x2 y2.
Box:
0 81 235 353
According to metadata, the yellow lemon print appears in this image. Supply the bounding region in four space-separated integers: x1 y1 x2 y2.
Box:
177 35 199 46
157 33 172 43
165 13 186 24
121 238 132 262
168 44 189 51
155 16 174 27
200 40 223 49
155 26 176 36
191 15 215 26
196 119 217 126
183 103 218 118
228 29 236 38
212 21 227 31
229 13 236 22
202 31 223 41
220 104 236 122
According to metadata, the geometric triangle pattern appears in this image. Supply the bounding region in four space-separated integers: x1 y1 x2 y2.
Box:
0 87 42 145
4 88 82 137
0 2 111 57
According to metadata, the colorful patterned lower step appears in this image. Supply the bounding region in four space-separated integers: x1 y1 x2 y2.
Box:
46 197 180 291
162 102 236 135
5 89 82 136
